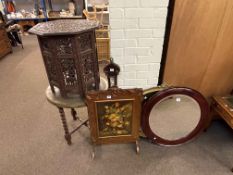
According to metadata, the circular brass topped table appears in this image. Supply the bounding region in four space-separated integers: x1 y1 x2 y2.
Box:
46 77 108 145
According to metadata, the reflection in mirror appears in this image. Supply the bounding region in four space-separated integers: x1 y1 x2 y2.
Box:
149 95 201 141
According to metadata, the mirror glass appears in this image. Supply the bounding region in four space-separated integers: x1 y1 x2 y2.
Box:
149 94 201 140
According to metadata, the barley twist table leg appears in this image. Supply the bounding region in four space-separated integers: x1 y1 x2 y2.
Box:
58 107 72 145
71 108 77 121
50 85 55 94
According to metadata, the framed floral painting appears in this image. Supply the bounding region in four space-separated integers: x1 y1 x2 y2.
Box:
86 88 143 145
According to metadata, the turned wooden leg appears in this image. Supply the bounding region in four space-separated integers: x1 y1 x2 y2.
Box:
91 142 96 160
71 108 77 121
58 107 72 145
50 85 55 94
71 108 89 127
136 140 140 154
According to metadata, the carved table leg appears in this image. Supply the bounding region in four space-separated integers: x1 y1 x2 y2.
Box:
71 108 77 121
92 143 96 160
71 108 89 127
50 85 55 94
135 140 140 154
58 107 72 145
85 120 90 128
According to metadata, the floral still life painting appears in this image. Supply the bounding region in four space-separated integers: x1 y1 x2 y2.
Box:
86 88 142 145
96 100 133 137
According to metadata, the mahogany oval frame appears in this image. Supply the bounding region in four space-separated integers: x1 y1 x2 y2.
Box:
141 87 209 146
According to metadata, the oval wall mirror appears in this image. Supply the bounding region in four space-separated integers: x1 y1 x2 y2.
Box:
141 87 209 146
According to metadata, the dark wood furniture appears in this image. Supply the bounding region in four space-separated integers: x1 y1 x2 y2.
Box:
45 77 108 145
29 20 100 98
212 96 233 129
0 11 24 49
86 88 143 156
211 96 233 172
46 86 88 145
0 23 12 58
104 58 120 88
141 87 209 146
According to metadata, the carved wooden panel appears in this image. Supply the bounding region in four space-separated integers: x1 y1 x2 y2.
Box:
56 37 73 56
0 25 12 58
40 38 58 84
80 52 98 92
43 52 57 80
60 57 78 86
34 20 99 98
78 32 93 52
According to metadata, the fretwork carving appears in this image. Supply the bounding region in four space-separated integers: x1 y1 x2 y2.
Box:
60 57 78 86
78 32 93 52
32 20 99 98
57 38 73 56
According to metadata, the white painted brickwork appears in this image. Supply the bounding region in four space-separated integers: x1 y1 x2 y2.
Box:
109 0 168 88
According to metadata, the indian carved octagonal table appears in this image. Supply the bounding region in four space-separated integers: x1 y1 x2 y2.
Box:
29 19 100 98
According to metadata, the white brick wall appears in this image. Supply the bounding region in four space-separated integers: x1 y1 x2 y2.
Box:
109 0 168 89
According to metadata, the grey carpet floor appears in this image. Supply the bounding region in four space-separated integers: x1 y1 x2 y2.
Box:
0 36 232 175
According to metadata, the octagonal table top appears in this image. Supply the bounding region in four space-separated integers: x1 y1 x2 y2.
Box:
29 19 99 36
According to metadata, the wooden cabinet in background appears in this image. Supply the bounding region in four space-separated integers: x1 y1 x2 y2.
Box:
212 96 233 129
0 24 12 58
163 0 233 98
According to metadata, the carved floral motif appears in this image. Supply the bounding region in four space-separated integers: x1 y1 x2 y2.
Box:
87 88 143 101
80 52 96 90
56 38 73 56
44 53 57 80
34 21 99 98
60 57 78 86
78 33 92 52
